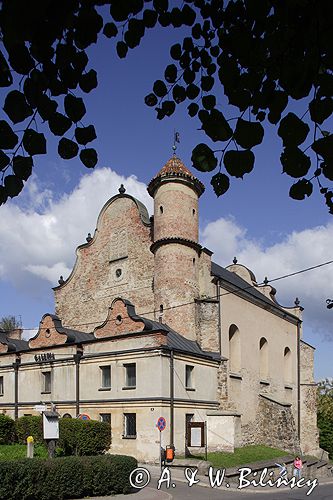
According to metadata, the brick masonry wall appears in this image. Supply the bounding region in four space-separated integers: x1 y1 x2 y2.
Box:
29 315 68 348
300 341 319 455
54 196 155 332
241 396 301 454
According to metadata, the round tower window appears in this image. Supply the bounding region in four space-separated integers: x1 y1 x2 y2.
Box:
115 268 122 278
160 206 164 214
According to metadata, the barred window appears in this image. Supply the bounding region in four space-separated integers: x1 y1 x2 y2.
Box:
124 363 136 388
124 413 136 438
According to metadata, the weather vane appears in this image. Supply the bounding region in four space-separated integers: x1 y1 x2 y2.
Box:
172 131 180 154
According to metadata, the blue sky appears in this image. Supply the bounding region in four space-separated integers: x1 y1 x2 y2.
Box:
0 26 332 380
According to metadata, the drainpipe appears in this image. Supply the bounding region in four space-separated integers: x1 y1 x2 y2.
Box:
216 279 222 356
297 321 301 442
170 349 174 448
74 347 83 417
13 356 21 420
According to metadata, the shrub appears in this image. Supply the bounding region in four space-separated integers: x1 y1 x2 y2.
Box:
15 416 43 444
0 455 137 500
58 418 111 456
0 414 15 444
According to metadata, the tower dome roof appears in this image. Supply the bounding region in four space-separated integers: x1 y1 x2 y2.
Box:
147 155 205 197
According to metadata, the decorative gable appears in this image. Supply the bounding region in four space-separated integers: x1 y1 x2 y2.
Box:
94 298 146 338
29 314 70 348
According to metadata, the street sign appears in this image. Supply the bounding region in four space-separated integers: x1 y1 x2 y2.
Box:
78 413 91 420
156 416 166 431
34 404 47 412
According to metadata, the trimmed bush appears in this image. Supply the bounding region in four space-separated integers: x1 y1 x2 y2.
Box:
58 418 111 456
0 455 137 500
15 416 111 455
15 416 43 444
0 415 15 444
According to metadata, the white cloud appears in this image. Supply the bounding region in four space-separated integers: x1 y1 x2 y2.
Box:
202 217 333 337
0 167 153 287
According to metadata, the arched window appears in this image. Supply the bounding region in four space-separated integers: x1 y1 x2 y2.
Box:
229 324 241 373
284 347 292 383
259 337 268 380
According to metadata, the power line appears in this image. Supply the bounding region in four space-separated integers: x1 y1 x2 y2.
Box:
1 259 333 334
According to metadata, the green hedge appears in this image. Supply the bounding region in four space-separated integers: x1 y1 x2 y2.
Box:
0 455 137 500
0 415 15 444
58 418 111 456
15 416 111 455
15 416 43 444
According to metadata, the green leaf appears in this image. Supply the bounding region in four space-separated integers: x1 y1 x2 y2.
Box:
153 80 168 98
322 161 333 181
161 100 175 116
103 22 118 38
182 5 196 26
79 70 98 93
0 50 13 87
12 156 33 181
0 186 8 205
211 173 230 197
170 43 182 60
3 91 33 124
36 94 58 121
186 83 200 100
64 95 86 123
172 85 186 103
201 76 214 92
0 121 19 149
289 179 313 200
4 174 24 198
224 150 255 178
80 148 98 168
0 150 10 170
309 98 333 125
145 93 158 107
116 41 128 59
8 44 34 75
191 143 217 172
200 109 233 142
48 113 72 136
143 9 158 28
202 95 216 110
58 138 79 160
278 113 309 147
75 125 97 145
312 135 333 160
164 64 177 83
188 103 199 117
234 119 264 149
23 129 47 155
153 0 169 13
280 147 311 178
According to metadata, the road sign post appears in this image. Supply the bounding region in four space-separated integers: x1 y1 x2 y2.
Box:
156 417 166 471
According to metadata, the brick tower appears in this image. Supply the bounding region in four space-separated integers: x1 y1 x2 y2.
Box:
147 155 205 340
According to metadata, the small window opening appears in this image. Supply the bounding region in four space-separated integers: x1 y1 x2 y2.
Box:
192 258 195 265
192 208 196 216
159 304 163 314
116 315 122 325
116 268 122 278
159 206 163 214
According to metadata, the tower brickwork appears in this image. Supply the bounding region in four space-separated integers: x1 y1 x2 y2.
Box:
148 156 204 340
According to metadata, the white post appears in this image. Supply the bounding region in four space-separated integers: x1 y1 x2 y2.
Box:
27 436 34 458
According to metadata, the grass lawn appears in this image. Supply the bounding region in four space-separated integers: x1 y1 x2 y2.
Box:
186 445 292 468
0 444 48 460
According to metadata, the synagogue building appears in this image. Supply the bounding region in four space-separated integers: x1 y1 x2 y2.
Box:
0 156 319 461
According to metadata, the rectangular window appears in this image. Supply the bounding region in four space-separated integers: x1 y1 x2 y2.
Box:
124 413 136 438
0 376 3 396
124 363 136 388
42 372 51 393
100 413 111 424
185 365 194 389
100 366 111 389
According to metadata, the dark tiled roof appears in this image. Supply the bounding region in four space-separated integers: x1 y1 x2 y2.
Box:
165 328 222 361
44 314 94 344
0 331 29 352
211 261 298 320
